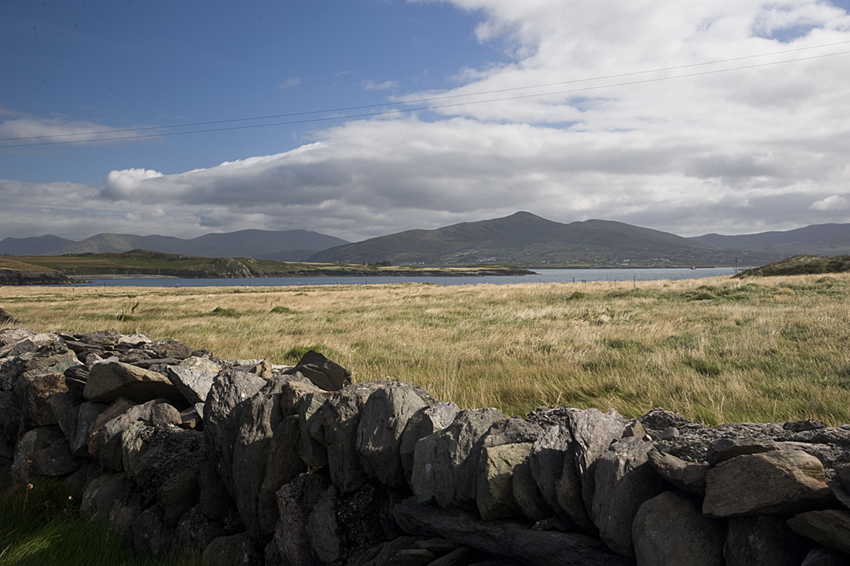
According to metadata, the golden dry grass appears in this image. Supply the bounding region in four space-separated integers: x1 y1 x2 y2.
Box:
2 273 849 426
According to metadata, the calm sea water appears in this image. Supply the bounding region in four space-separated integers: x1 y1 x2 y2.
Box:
71 267 738 287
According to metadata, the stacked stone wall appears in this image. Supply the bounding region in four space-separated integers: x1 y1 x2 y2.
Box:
1 327 849 566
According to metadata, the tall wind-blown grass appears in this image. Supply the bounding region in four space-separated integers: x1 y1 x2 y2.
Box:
2 273 849 425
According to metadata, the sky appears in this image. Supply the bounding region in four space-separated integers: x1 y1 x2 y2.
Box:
2 0 850 243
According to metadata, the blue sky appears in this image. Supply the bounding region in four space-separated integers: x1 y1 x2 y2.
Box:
2 0 850 241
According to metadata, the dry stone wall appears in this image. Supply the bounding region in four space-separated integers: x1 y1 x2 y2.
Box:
1 327 850 566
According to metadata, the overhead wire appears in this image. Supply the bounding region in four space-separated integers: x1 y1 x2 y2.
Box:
2 39 850 149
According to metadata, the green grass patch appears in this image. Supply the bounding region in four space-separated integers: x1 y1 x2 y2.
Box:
270 306 294 314
0 480 201 566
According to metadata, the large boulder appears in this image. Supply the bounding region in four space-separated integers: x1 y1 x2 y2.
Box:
3 342 79 391
20 372 70 428
646 447 709 495
787 509 850 555
703 450 835 517
298 392 329 467
11 425 82 482
148 337 195 361
399 401 459 484
89 398 165 470
392 497 634 566
631 491 726 566
456 418 541 504
306 482 390 565
80 471 133 520
567 408 626 513
357 382 431 488
85 361 184 405
257 414 306 536
167 365 218 405
591 437 662 557
511 455 551 523
284 350 351 391
275 470 332 566
477 443 533 520
203 369 266 497
83 397 134 457
527 420 592 531
321 381 388 493
231 376 295 540
412 408 507 509
129 506 173 557
724 514 809 566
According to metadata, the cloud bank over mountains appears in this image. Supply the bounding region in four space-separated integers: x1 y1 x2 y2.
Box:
2 0 850 241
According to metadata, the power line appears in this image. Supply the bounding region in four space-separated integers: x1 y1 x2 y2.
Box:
2 40 850 149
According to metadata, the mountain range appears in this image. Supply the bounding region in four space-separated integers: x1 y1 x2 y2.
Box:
3 212 850 268
0 229 348 262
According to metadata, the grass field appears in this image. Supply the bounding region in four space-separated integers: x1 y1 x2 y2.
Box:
2 273 849 426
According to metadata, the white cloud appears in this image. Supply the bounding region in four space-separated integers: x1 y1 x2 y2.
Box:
361 79 399 91
101 168 164 200
280 77 301 89
4 0 850 241
810 195 849 210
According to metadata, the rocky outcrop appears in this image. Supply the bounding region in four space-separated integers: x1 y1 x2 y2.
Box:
3 327 850 565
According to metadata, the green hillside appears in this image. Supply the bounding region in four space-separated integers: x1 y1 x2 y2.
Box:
736 254 850 277
0 249 530 283
310 211 734 267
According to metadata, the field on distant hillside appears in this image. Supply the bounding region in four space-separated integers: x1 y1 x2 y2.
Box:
2 273 849 426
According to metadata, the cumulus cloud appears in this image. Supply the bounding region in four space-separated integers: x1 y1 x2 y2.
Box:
5 0 850 242
101 169 164 200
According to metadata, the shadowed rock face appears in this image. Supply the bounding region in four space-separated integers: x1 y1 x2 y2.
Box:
85 361 184 405
5 327 850 564
632 491 726 566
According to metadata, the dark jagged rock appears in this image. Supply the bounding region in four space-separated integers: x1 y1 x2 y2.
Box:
724 515 809 566
203 369 266 497
566 408 627 513
787 509 850 555
11 425 82 481
391 498 634 566
631 491 725 566
477 442 534 520
275 470 332 566
85 361 184 405
591 437 662 557
321 381 390 493
647 447 709 496
284 350 352 392
400 402 459 484
357 382 432 488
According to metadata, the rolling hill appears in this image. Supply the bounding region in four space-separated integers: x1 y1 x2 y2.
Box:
690 223 850 262
0 229 349 262
308 211 732 267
